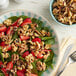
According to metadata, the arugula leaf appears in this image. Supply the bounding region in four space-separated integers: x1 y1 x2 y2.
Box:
0 47 4 62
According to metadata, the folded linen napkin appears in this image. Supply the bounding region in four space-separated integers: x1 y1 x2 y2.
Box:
52 37 76 76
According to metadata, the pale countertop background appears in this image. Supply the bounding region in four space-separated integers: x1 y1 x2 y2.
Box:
0 0 76 44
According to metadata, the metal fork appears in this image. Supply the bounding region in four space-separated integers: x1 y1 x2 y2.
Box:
57 51 76 76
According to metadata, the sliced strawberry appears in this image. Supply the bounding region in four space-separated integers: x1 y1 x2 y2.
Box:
12 18 21 27
37 53 43 59
7 45 12 51
31 51 35 57
32 38 41 43
0 32 4 38
0 25 7 32
22 51 29 58
42 49 52 52
0 61 3 67
6 61 13 70
6 26 13 35
0 42 5 46
17 70 25 76
20 36 30 41
20 18 32 26
29 73 38 76
1 68 8 76
31 51 43 59
18 69 26 73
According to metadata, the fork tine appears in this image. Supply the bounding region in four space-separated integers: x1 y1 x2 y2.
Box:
70 51 76 61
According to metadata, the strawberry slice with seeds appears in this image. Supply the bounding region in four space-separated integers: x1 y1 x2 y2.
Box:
12 18 21 27
6 61 13 70
22 51 29 58
20 18 32 27
0 42 5 46
1 68 8 76
20 36 30 41
0 61 3 67
32 38 41 43
0 25 7 32
6 26 13 35
17 70 25 76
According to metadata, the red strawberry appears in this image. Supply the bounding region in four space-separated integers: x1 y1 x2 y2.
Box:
20 18 32 26
6 26 13 35
0 25 7 32
0 61 3 67
12 18 21 27
37 53 43 59
31 51 35 57
32 38 41 43
0 42 5 46
7 45 12 51
20 36 30 41
17 70 25 76
1 68 8 76
22 51 29 58
6 61 13 70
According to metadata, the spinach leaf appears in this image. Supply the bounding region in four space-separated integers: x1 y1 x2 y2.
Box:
39 36 53 40
12 31 18 40
0 73 4 76
0 47 4 62
19 15 29 20
44 38 55 45
9 16 19 23
44 51 54 69
32 18 43 27
31 62 38 74
19 56 25 61
38 71 44 76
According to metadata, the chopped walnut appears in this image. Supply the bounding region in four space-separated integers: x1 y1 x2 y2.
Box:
45 44 51 49
2 53 9 58
17 18 23 26
1 35 13 44
22 25 29 31
3 19 12 26
14 38 21 46
18 43 28 55
37 61 46 71
53 0 76 25
11 54 19 62
18 28 26 36
11 43 18 52
25 54 34 63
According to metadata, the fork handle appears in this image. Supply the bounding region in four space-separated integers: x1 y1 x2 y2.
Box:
56 62 70 76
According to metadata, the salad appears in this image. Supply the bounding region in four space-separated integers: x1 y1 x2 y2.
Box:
0 15 55 76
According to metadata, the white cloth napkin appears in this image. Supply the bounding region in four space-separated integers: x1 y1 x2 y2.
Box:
52 37 76 76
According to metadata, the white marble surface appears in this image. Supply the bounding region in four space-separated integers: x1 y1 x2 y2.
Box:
0 0 76 44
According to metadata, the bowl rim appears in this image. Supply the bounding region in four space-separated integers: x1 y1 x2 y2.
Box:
50 0 76 26
0 9 60 76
